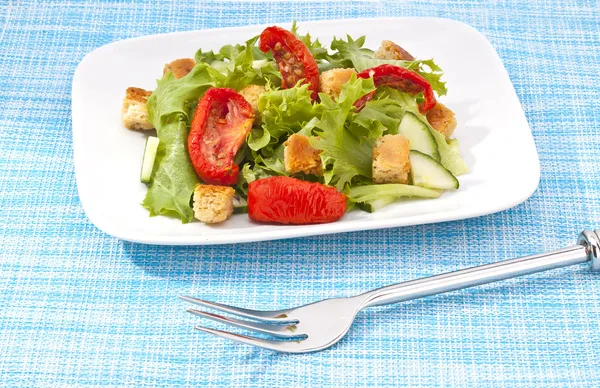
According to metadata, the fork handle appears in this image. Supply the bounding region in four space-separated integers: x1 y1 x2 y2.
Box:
360 230 600 309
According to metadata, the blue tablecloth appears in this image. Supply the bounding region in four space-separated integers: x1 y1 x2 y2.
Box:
1 1 599 387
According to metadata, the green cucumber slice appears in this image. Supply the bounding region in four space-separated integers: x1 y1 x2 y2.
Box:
409 150 459 190
233 194 247 208
232 194 248 214
398 112 440 161
233 193 248 208
140 136 160 183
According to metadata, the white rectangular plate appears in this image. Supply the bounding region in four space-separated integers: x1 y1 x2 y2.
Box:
72 17 539 245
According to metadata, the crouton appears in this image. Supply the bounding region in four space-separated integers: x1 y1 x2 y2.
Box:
426 103 457 139
122 87 154 130
192 185 235 224
374 40 415 61
239 84 266 121
163 58 196 79
319 68 357 99
284 134 322 175
372 134 411 184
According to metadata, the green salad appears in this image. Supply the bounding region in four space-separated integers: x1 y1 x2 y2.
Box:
129 23 467 225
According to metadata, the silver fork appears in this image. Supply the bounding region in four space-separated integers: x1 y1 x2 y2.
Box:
181 230 600 353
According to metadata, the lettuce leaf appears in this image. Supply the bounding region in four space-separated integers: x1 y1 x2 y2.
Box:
290 21 329 62
249 83 316 156
253 116 320 176
382 88 468 175
143 64 216 222
195 37 280 90
311 75 377 191
329 35 376 70
349 184 441 202
429 131 468 176
328 35 447 96
348 97 406 139
414 59 447 97
238 163 272 190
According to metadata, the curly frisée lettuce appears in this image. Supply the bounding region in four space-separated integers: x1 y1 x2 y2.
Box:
242 76 380 192
348 97 406 139
194 36 281 90
311 76 377 190
248 83 315 155
237 86 320 194
290 21 329 63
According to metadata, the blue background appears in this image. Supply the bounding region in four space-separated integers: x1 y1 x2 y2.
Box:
1 1 599 387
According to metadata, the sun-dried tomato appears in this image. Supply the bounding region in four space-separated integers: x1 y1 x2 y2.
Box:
248 176 346 224
188 88 254 185
259 26 320 101
355 64 437 113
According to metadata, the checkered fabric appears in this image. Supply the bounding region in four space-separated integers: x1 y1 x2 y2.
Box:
1 0 599 387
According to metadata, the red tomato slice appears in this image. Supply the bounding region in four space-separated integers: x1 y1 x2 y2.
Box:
248 176 347 224
188 88 254 186
355 64 437 113
259 26 320 101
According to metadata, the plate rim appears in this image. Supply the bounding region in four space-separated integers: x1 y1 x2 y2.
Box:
72 16 540 245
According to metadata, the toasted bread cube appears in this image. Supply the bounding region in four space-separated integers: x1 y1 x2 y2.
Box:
319 68 357 99
192 185 235 224
426 103 457 139
163 58 196 79
122 87 154 130
239 84 266 122
284 134 322 176
372 134 411 184
374 40 415 61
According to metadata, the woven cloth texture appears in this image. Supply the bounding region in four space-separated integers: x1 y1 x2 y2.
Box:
1 0 600 387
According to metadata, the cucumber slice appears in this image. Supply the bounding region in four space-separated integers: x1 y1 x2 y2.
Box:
358 196 397 213
233 194 247 208
409 150 459 190
140 136 160 183
398 112 440 161
232 194 248 214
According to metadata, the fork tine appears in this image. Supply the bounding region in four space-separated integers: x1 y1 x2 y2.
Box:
179 295 293 322
195 325 307 353
187 309 301 338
